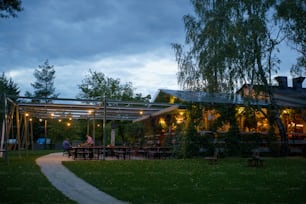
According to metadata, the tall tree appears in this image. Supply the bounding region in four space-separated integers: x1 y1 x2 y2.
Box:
276 0 306 76
78 69 150 102
29 60 59 103
0 0 22 18
173 0 281 93
173 0 291 155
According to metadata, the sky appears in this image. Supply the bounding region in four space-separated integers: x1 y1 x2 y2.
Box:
0 0 302 99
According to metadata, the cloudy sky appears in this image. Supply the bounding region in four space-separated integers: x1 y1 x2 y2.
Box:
1 0 301 99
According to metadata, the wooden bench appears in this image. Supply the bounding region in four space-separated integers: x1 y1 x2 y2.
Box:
204 150 218 164
114 150 127 160
63 149 73 157
72 148 93 160
248 157 264 167
247 151 264 167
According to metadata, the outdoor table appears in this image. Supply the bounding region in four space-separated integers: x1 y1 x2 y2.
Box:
108 146 131 160
71 146 103 160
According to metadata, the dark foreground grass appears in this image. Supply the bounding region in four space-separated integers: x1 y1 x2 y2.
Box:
0 150 76 204
64 157 306 204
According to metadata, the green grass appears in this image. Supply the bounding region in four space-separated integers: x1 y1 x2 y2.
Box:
1 151 306 204
63 158 306 204
0 150 76 204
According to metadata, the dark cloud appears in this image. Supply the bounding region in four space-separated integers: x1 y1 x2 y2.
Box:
1 0 300 98
0 0 191 70
0 0 194 97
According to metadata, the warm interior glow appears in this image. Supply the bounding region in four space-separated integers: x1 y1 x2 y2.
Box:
169 96 176 104
282 109 289 114
159 118 166 127
237 107 245 114
175 111 185 124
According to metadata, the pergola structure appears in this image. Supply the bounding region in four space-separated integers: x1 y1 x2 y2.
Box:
15 96 172 121
1 95 174 161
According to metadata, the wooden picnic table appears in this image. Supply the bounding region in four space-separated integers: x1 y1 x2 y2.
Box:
71 146 132 160
70 146 173 160
71 146 102 160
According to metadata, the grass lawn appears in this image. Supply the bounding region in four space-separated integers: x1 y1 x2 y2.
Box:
1 151 306 204
0 150 76 204
63 157 306 204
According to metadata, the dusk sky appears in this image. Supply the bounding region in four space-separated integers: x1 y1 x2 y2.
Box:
1 0 301 99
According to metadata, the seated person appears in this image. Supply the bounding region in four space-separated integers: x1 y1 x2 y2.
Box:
83 134 94 146
62 138 72 156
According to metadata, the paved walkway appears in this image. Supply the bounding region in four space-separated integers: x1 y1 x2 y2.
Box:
36 152 127 204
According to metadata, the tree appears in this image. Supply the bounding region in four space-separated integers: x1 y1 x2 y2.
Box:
0 0 22 18
173 0 290 155
78 69 151 102
276 0 306 76
78 69 151 145
28 60 59 103
0 72 20 97
0 72 20 128
173 0 281 92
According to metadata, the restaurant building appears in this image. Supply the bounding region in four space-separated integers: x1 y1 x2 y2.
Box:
135 76 306 155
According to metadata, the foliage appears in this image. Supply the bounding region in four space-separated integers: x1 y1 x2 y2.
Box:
0 0 22 18
27 60 59 103
77 69 151 102
47 118 84 144
178 103 205 158
64 157 306 204
0 72 19 128
77 69 151 147
173 0 282 93
119 122 145 146
276 0 306 76
0 72 20 97
173 0 293 155
179 122 199 158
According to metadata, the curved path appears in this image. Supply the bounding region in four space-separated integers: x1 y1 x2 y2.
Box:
36 152 127 204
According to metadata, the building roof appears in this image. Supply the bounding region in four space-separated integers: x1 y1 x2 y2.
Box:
153 89 268 106
236 83 306 108
272 87 306 108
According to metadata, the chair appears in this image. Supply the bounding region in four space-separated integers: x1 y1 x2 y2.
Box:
63 148 72 157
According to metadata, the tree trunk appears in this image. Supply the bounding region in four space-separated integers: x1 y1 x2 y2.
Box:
275 117 288 156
